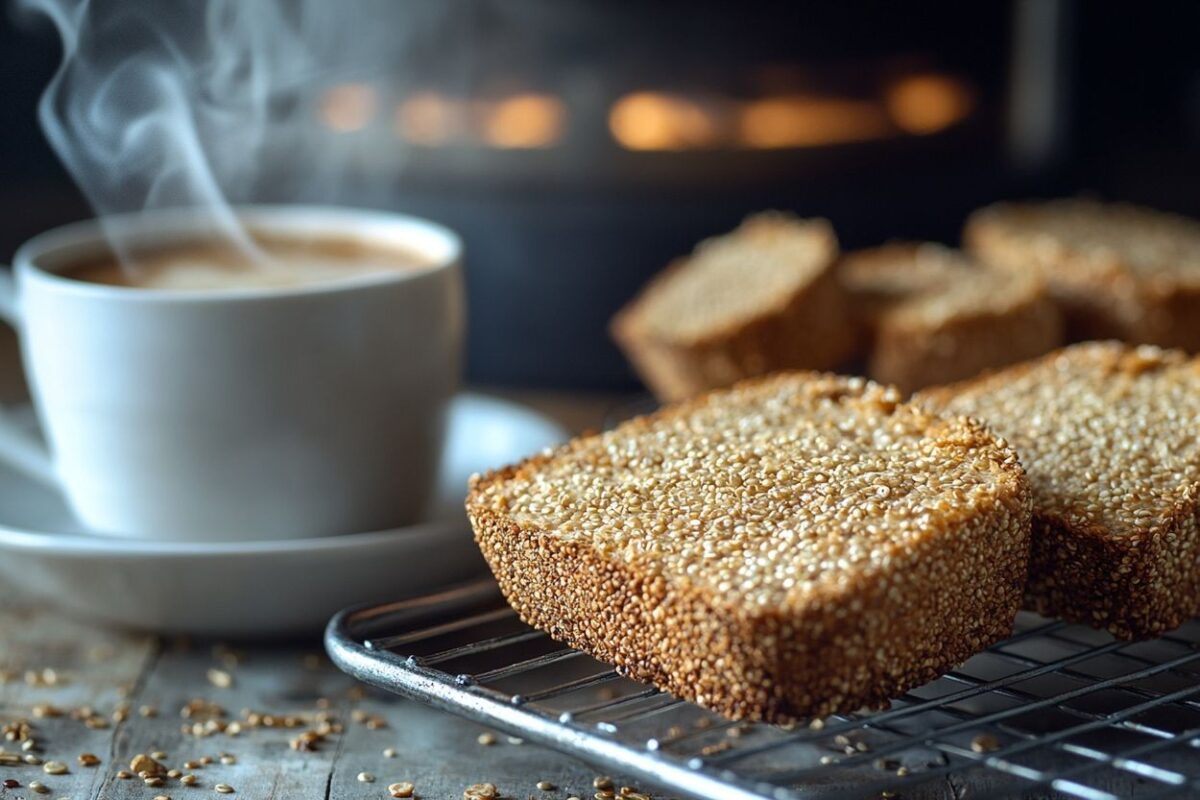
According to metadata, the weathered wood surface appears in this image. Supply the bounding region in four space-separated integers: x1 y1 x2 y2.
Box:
0 585 633 800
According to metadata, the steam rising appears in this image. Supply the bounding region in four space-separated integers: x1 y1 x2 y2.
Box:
17 0 419 266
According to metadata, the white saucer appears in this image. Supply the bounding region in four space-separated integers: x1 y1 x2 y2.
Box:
0 394 567 637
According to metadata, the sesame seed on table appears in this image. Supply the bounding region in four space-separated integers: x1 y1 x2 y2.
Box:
0 580 649 800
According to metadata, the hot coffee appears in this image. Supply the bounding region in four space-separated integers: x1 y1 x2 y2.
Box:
67 234 433 291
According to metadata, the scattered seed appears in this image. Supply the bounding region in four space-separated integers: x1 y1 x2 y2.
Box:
593 777 613 790
140 705 159 718
537 781 555 791
151 751 169 761
154 796 171 800
184 761 202 770
32 705 62 719
116 770 133 779
464 783 498 799
214 784 234 794
224 723 241 737
365 716 387 730
131 754 165 776
819 755 836 765
897 766 910 777
971 734 1000 754
383 747 398 759
206 669 233 689
181 774 198 786
22 740 37 752
357 772 375 783
29 779 49 794
43 762 68 775
477 733 497 746
388 782 414 798
594 794 612 800
168 769 183 779
808 718 825 731
25 754 43 765
2 779 19 789
145 777 166 788
199 756 213 766
506 736 523 745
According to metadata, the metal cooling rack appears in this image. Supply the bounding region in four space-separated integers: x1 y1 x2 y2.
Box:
325 580 1200 800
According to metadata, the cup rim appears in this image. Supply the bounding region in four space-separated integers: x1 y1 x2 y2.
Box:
12 205 462 303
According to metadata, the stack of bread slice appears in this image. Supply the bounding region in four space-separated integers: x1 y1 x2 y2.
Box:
839 242 1062 392
465 200 1200 725
966 199 1200 350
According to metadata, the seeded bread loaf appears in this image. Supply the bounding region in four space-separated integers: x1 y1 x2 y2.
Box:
611 213 858 402
917 342 1200 639
840 243 1062 393
468 373 1032 722
965 199 1200 350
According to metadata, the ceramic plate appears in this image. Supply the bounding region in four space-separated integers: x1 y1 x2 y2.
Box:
0 394 567 636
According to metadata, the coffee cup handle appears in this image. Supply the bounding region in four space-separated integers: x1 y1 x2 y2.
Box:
0 268 58 485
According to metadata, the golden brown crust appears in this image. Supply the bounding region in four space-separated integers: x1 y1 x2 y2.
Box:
917 342 1200 639
611 215 859 402
964 200 1200 350
468 373 1032 722
840 243 1063 393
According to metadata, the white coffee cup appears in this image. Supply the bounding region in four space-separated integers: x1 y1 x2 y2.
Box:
0 206 463 541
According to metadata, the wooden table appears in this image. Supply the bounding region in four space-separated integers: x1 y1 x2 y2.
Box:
0 585 650 800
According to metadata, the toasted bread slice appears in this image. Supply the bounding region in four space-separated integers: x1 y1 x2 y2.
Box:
840 243 1062 392
611 213 857 402
468 373 1031 722
917 342 1200 639
965 199 1200 349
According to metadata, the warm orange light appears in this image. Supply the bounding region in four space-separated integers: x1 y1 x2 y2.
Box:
394 92 461 145
885 74 975 135
483 93 566 149
609 92 721 151
738 96 890 149
318 83 376 133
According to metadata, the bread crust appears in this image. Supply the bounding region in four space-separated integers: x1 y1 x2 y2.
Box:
611 218 859 402
965 201 1200 350
468 375 1032 722
917 342 1200 639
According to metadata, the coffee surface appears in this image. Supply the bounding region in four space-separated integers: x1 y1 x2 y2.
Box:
67 234 432 291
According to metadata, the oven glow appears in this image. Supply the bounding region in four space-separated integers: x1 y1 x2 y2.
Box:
318 83 377 133
738 96 889 149
608 92 721 151
394 92 461 145
483 93 566 149
885 73 975 135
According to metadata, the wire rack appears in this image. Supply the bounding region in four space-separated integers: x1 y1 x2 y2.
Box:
326 580 1200 800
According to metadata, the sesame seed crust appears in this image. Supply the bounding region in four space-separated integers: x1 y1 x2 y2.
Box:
611 213 858 402
965 199 1200 349
840 243 1062 393
468 373 1032 722
917 341 1200 639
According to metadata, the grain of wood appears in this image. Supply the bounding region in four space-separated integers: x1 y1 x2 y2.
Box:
0 583 631 800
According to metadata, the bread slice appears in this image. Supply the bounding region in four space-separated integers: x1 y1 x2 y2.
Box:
840 243 1062 393
468 373 1031 722
965 199 1200 349
611 213 858 402
917 342 1200 639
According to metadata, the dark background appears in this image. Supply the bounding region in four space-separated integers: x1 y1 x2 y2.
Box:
1 0 1198 389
